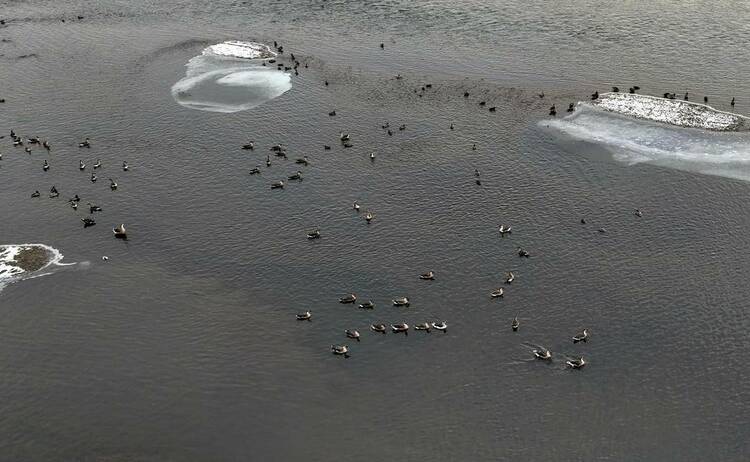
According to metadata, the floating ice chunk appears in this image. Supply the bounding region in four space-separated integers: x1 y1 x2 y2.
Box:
0 243 73 293
203 41 277 60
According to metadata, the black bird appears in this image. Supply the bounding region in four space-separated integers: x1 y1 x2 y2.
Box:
591 91 599 100
704 96 709 103
567 103 575 112
380 43 384 49
684 92 689 100
612 86 619 92
731 97 736 107
489 106 496 112
549 105 556 116
328 110 336 116
88 203 102 213
463 91 469 97
81 218 96 227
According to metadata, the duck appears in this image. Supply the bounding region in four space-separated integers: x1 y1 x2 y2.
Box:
490 288 504 298
90 173 97 183
505 272 515 284
330 345 349 358
266 156 271 167
79 160 86 170
242 142 254 150
731 97 736 107
79 138 91 148
122 161 129 171
566 357 586 369
370 323 386 333
109 179 117 190
684 92 689 100
339 293 357 304
431 321 447 332
414 323 431 333
572 329 589 343
71 201 78 210
450 123 455 129
591 91 599 100
43 140 50 150
288 171 302 181
81 217 96 227
249 167 261 175
534 348 552 360
419 271 435 280
42 160 49 171
489 106 497 112
580 218 587 224
68 194 81 203
392 297 410 306
339 132 350 142
342 142 353 148
93 159 101 169
88 203 102 213
113 224 127 238
328 110 336 116
364 211 374 222
324 145 331 150
24 147 31 154
295 156 309 166
498 225 512 235
306 229 321 239
704 96 709 103
391 323 409 335
345 330 361 342
270 180 284 189
296 311 312 321
270 143 284 152
549 105 556 116
611 86 619 93
102 256 109 261
28 136 40 144
634 208 643 217
463 91 469 98
30 190 40 198
358 300 375 309
369 152 375 160
517 247 530 258
353 201 360 211
511 316 519 331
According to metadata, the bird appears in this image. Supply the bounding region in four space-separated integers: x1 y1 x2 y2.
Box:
78 138 91 148
306 229 321 239
392 297 410 306
328 110 336 116
345 330 361 342
731 97 736 107
505 272 515 284
391 323 409 335
353 201 360 212
431 321 447 332
90 173 97 183
330 345 349 358
270 180 284 189
339 294 357 304
498 225 512 235
567 103 575 112
533 347 552 360
370 323 386 333
634 208 643 217
358 300 375 309
295 156 309 166
266 156 271 167
296 311 312 321
109 179 117 190
339 132 350 142
249 167 261 175
81 217 96 227
566 357 586 369
101 256 109 261
549 105 556 116
591 91 599 100
122 161 129 171
419 271 435 280
612 86 619 93
93 159 102 169
242 142 254 150
113 224 127 238
31 190 40 198
572 329 589 343
288 171 302 181
364 211 374 222
511 316 519 331
414 323 431 333
490 288 504 298
369 152 375 161
88 203 102 213
517 247 530 257
42 160 49 171
79 160 86 170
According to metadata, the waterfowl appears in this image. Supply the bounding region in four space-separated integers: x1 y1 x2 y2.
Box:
339 294 357 304
71 201 78 210
270 144 284 152
369 152 375 160
612 86 619 93
358 300 375 309
307 229 321 239
81 217 96 227
499 225 512 235
628 87 635 94
31 190 40 198
580 218 586 224
28 136 40 144
90 173 97 183
392 297 410 306
331 345 349 357
50 185 58 195
684 92 689 100
566 357 586 369
324 80 328 86
24 147 31 153
534 348 552 360
266 156 271 167
591 91 599 100
288 171 302 181
463 91 469 97
113 224 127 238
450 123 454 129
296 311 311 321
102 256 109 261
549 105 556 116
489 106 497 112
391 323 409 335
634 208 643 217
79 138 90 148
431 321 447 332
122 161 129 171
414 323 431 333
42 160 49 171
241 142 254 150
419 271 435 280
323 145 331 150
731 97 736 107
79 160 86 170
328 110 336 116
109 179 117 190
49 190 59 198
339 132 350 142
567 103 575 112
572 329 589 343
478 101 486 106
472 143 477 150
398 124 406 131
490 288 504 298
270 180 284 189
69 194 81 203
511 316 519 331
13 140 23 146
370 323 386 333
364 211 374 222
598 228 606 233
380 43 384 49
704 96 708 103
538 92 545 98
517 247 530 257
505 272 515 284
343 142 353 148
295 156 309 166
353 201 360 211
345 330 361 341
249 167 261 175
88 203 102 213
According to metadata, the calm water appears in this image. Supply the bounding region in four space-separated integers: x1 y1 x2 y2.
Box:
1 1 749 460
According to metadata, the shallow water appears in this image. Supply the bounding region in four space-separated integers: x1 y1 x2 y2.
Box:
0 1 749 461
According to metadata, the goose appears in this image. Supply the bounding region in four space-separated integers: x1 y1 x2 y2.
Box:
295 156 309 166
612 86 619 93
328 110 336 116
391 323 409 335
549 105 556 116
13 140 23 146
296 311 312 321
353 201 360 211
270 180 284 189
498 225 512 235
419 271 435 280
28 136 40 144
266 156 271 167
79 160 86 170
490 288 504 298
505 272 515 284
339 294 357 304
489 106 497 112
330 345 349 357
88 203 102 213
358 300 375 309
109 179 117 190
580 218 586 224
288 171 302 181
90 173 97 183
307 229 321 239
414 323 431 333
102 256 109 261
534 348 552 360
113 224 127 238
42 160 49 171
731 97 736 107
249 167 261 175
511 316 519 331
81 217 96 227
345 330 361 341
323 145 331 150
369 152 375 160
572 329 588 343
450 123 454 129
370 323 386 333
591 91 599 100
364 211 374 222
392 297 410 307
566 357 586 369
71 201 78 210
339 132 350 142
25 147 31 153
79 138 91 148
478 101 486 106
517 247 530 258
270 144 284 152
30 190 40 198
241 142 254 150
122 161 129 171
634 208 643 217
431 321 447 332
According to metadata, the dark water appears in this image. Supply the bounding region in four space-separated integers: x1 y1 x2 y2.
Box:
1 1 749 460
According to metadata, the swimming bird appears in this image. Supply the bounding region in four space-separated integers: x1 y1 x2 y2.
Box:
249 167 261 175
533 347 552 360
81 217 96 227
307 229 321 239
79 160 86 170
42 160 49 171
122 161 129 171
684 92 689 100
538 92 545 98
324 145 331 150
331 345 349 358
414 323 431 333
288 171 302 181
549 105 556 116
270 180 284 189
591 91 599 100
339 294 357 304
598 228 606 233
24 147 31 153
364 211 374 223
79 138 91 148
566 356 586 369
505 272 515 284
499 225 512 235
479 101 486 107
490 288 504 298
580 218 587 224
27 136 40 144
295 156 309 166
567 103 575 112
450 123 454 129
572 329 589 343
370 323 386 333
511 316 519 331
391 323 409 335
69 194 81 203
113 224 127 238
324 80 328 86
431 321 447 332
296 311 312 321
489 106 497 112
380 43 384 49
102 256 109 261
345 330 361 342
369 152 375 161
31 190 40 198
357 300 375 310
88 203 102 213
704 96 709 103
731 97 736 107
392 297 410 306
71 201 78 210
634 208 643 217
517 247 530 258
90 173 97 183
328 110 336 116
242 142 254 150
109 179 117 190
353 201 360 211
339 132 350 142
612 86 619 93
266 156 271 167
463 91 469 97
419 271 435 280
270 143 284 152
472 143 477 150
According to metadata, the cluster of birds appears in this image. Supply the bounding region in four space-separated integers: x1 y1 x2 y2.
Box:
1 130 129 239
